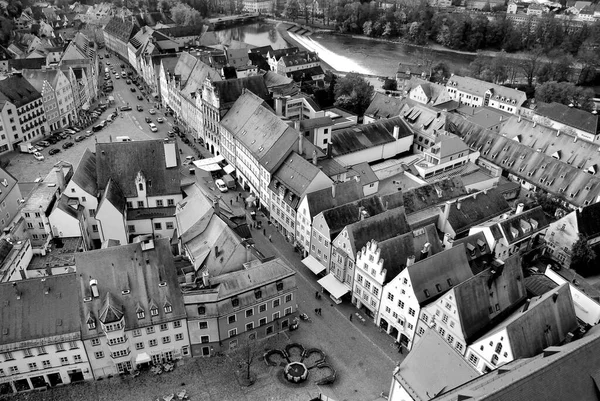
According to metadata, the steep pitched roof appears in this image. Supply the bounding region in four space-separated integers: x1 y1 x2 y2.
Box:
535 102 600 135
0 274 81 345
446 75 526 106
305 180 363 218
269 153 324 205
576 200 600 239
211 75 269 107
95 140 180 198
407 244 474 306
76 239 185 338
322 195 386 236
453 256 527 343
452 232 494 274
101 178 126 215
346 207 411 256
0 75 41 107
104 17 137 43
499 206 549 245
395 329 479 401
332 116 412 157
71 148 97 196
22 68 60 92
447 189 511 236
181 58 221 97
403 177 467 215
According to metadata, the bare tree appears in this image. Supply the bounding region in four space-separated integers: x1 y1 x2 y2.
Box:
230 335 260 384
520 47 544 87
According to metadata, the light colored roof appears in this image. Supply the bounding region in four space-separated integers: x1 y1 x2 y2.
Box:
271 152 323 197
446 75 526 106
395 329 479 401
364 92 405 119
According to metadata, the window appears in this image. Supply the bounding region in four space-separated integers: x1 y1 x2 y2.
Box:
439 327 445 337
166 222 174 230
245 308 254 318
156 200 164 207
154 222 162 230
162 336 171 344
272 311 280 320
447 334 454 344
149 339 158 347
137 201 144 208
60 357 69 365
285 294 293 303
42 360 51 368
139 183 144 191
259 317 267 326
167 199 174 206
173 320 182 329
228 329 237 338
273 299 280 308
228 315 236 324
491 354 499 365
495 343 503 353
23 348 33 357
94 351 104 359
387 292 394 302
276 282 283 291
132 329 142 337
28 362 38 371
91 338 100 346
246 322 254 331
175 333 184 341
468 353 479 366
373 287 379 296
37 346 47 355
8 366 18 374
146 327 155 334
56 343 64 352
92 224 98 232
150 307 158 316
398 300 405 309
137 310 145 319
135 342 144 350
128 225 135 233
197 305 206 315
417 327 425 336
408 308 415 316
73 355 82 363
442 314 449 324
456 342 464 352
232 298 240 307
357 275 363 283
160 323 168 331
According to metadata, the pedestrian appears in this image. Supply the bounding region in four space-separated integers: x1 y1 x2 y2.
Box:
230 199 233 206
315 291 319 299
399 346 403 354
263 228 266 236
318 308 322 315
349 314 353 322
314 308 318 315
268 235 272 242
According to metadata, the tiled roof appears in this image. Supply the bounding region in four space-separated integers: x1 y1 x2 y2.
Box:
96 140 181 198
350 162 378 185
577 201 600 239
525 273 558 296
127 206 176 220
305 180 363 218
104 17 137 43
364 92 405 119
0 166 19 204
499 206 549 245
100 178 126 215
280 50 319 66
402 177 467 215
332 116 412 157
269 153 324 207
408 244 474 306
211 75 269 107
0 75 41 107
400 102 447 138
322 195 386 236
453 256 527 343
446 75 527 106
76 239 186 339
452 231 495 274
535 102 600 135
0 274 80 345
71 149 97 197
447 189 511 236
157 25 204 38
346 207 411 256
22 68 60 92
431 134 470 158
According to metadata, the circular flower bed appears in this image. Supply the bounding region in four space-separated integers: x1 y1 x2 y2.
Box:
284 362 308 383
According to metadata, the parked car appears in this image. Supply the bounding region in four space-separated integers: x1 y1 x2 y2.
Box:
149 123 158 132
167 131 175 138
172 126 181 133
121 71 127 78
64 129 77 135
157 117 164 123
71 127 81 132
130 87 136 92
120 105 132 111
33 152 44 161
74 135 85 142
137 95 143 101
126 79 131 84
120 64 126 68
115 75 120 79
62 141 74 149
182 137 190 145
136 105 143 111
145 117 152 123
149 109 156 115
36 141 50 147
49 148 60 155
106 62 110 65
47 137 58 145
85 130 94 137
215 179 228 193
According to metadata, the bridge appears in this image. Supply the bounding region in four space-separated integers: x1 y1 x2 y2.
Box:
207 14 262 30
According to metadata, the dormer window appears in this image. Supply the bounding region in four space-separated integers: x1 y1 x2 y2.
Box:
138 183 143 191
137 310 145 319
164 305 172 313
276 281 283 291
87 318 96 330
255 289 262 299
150 306 158 316
232 297 239 307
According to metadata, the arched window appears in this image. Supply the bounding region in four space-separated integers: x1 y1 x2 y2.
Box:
138 183 143 191
491 354 499 365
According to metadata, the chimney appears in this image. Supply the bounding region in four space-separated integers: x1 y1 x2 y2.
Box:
443 233 453 249
89 278 99 298
275 97 283 116
358 206 365 220
246 244 252 263
457 201 462 210
214 246 219 257
518 115 521 122
331 182 336 198
298 127 303 155
55 166 65 192
312 149 317 165
516 203 524 214
202 270 210 287
393 125 400 140
440 200 452 234
213 198 220 215
12 282 21 299
406 255 415 266
420 243 431 260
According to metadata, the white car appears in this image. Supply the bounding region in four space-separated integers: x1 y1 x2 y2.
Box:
149 109 156 115
149 122 158 132
157 117 164 123
215 179 228 193
33 152 44 161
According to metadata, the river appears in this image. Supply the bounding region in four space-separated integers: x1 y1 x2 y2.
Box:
212 22 476 78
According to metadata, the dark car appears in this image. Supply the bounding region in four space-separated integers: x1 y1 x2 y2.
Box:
120 64 126 68
36 141 50 147
182 137 190 145
130 87 136 92
47 137 58 145
137 95 143 101
136 105 143 112
49 148 60 155
120 106 132 111
172 126 181 133
145 117 152 123
62 142 74 149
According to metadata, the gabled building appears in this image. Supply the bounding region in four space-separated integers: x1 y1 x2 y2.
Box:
328 207 412 302
466 283 577 374
0 274 93 394
59 40 98 104
103 17 138 61
415 256 527 362
0 167 22 234
533 101 600 143
378 244 474 349
406 77 452 108
446 75 526 115
76 238 190 378
363 93 405 124
470 206 549 262
23 68 77 131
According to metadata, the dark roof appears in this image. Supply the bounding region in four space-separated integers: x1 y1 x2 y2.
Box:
142 11 175 26
322 195 385 237
447 189 511 236
71 148 97 196
157 25 204 38
402 177 467 215
452 232 494 275
305 180 363 218
104 17 138 43
249 45 273 56
408 244 474 306
127 206 176 220
346 207 411 256
56 196 81 220
525 274 559 296
331 116 412 157
101 178 126 215
500 206 549 245
0 274 80 345
76 239 186 339
576 201 600 239
350 162 378 185
0 239 13 266
364 92 405 119
212 75 270 107
535 102 600 135
0 75 42 107
286 65 325 82
453 256 527 343
96 140 181 198
376 224 442 284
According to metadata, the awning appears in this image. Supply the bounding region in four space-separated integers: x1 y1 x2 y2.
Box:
193 155 225 172
318 273 349 300
81 103 90 111
302 255 326 275
223 164 235 175
135 352 151 364
193 163 221 172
